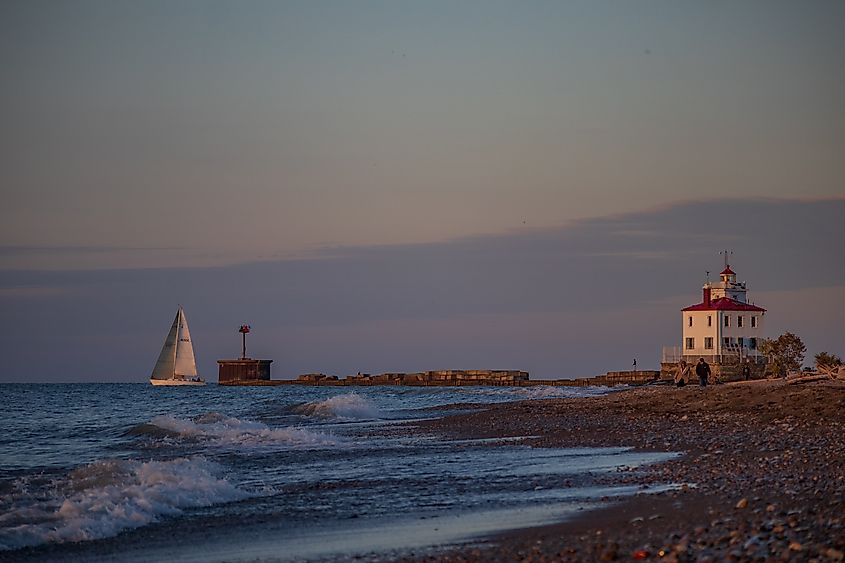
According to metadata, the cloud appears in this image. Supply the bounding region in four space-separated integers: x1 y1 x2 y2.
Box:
1 197 843 381
0 285 69 299
0 245 213 271
0 245 178 255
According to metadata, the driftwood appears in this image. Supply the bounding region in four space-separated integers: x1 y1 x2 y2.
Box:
787 374 832 385
818 364 845 379
787 365 845 384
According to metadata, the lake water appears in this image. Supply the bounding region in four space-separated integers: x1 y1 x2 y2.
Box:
0 384 678 561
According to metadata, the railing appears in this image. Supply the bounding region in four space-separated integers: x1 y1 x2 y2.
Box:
661 346 765 365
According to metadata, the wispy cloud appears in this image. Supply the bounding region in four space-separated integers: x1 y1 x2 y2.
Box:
0 245 181 255
0 285 68 299
0 245 210 271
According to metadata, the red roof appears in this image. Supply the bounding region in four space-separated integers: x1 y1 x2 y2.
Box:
682 296 766 312
720 266 736 275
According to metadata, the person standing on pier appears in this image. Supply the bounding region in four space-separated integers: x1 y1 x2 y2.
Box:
696 357 711 386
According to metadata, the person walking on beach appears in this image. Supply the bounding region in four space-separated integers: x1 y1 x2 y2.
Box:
696 358 711 386
742 360 751 381
674 360 690 387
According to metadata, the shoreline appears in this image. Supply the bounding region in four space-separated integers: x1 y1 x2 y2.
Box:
2 381 842 562
411 379 845 561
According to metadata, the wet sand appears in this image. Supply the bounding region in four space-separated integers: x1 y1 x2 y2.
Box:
414 380 845 562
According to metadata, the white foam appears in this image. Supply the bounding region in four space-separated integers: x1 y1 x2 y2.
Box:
146 413 339 449
0 457 249 551
291 393 382 421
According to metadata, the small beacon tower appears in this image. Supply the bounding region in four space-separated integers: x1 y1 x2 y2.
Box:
217 324 273 385
661 254 767 380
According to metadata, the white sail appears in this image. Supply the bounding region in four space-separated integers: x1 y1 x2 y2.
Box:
150 306 202 385
173 307 198 377
150 310 180 380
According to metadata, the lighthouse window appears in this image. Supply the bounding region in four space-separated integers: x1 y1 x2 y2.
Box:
737 316 743 328
724 315 731 327
707 315 712 327
704 337 713 350
751 316 757 328
685 337 695 350
688 316 693 327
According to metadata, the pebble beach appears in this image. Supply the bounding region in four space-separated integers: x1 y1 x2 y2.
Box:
414 379 845 562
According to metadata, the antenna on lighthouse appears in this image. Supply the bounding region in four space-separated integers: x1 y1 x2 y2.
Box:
721 249 733 269
239 324 251 359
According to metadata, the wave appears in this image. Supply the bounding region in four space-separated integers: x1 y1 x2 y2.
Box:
502 385 616 400
0 457 249 551
129 413 339 450
289 393 382 421
381 385 616 409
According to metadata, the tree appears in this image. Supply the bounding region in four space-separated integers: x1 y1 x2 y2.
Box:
815 351 843 370
759 332 806 377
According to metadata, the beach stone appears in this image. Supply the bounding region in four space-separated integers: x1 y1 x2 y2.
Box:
825 548 845 561
736 498 749 509
599 546 618 560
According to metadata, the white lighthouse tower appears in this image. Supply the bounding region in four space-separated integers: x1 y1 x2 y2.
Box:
662 255 767 380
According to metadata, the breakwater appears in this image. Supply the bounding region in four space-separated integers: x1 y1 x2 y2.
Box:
217 369 661 387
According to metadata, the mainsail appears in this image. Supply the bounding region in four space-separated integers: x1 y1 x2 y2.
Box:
173 308 198 377
150 307 198 380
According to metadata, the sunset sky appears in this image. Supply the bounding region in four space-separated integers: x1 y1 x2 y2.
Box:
1 1 843 381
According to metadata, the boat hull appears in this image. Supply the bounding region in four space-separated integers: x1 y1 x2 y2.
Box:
150 378 206 386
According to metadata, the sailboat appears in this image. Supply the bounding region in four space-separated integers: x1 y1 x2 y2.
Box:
149 306 205 386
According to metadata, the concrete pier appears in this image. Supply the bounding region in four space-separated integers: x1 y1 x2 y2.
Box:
217 368 662 387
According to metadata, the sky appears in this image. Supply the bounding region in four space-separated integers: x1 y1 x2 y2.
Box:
1 1 843 381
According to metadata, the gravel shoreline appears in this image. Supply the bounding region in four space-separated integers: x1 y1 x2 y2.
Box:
414 380 845 562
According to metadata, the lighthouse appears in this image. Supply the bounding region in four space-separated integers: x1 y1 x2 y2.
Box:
661 258 767 380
